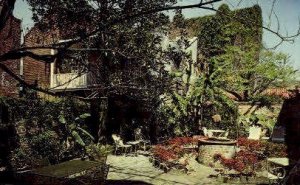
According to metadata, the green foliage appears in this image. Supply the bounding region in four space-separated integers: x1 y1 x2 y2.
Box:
58 113 94 147
238 106 280 136
30 130 61 162
173 10 186 29
162 5 262 136
9 147 32 169
186 4 262 57
257 50 296 88
159 44 238 137
186 4 295 106
1 96 91 168
86 144 113 161
161 4 294 138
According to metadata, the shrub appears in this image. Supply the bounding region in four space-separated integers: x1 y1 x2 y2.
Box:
9 147 32 170
216 138 288 175
237 137 263 151
214 150 258 174
237 137 287 157
29 131 61 163
152 145 178 162
166 137 197 146
1 96 91 169
151 136 198 169
263 141 287 157
86 144 113 162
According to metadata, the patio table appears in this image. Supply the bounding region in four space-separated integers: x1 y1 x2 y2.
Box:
127 141 141 155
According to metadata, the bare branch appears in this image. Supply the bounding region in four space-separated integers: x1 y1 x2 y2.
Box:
262 24 300 49
0 48 58 63
0 62 57 96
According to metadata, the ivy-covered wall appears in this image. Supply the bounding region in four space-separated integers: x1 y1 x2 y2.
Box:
185 4 262 61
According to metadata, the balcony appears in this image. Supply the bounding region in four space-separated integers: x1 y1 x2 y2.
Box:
50 72 88 91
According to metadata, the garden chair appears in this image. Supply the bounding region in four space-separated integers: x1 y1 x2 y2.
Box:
134 128 151 151
112 134 132 155
266 157 289 183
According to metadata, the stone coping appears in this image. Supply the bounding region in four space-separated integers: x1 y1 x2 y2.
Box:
198 138 237 145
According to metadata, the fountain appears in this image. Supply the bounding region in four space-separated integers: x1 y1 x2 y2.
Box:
197 137 237 167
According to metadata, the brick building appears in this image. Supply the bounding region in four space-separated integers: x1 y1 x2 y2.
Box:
22 26 60 90
0 14 21 97
22 25 91 95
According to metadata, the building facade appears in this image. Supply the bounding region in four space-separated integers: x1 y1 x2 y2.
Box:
0 14 21 97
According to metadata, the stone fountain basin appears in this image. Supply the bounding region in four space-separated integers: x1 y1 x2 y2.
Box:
198 138 237 167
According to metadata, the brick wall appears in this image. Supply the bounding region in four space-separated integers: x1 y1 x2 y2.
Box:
23 26 60 89
0 15 21 97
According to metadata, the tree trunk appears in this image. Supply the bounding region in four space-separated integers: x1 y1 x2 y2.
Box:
90 100 100 142
98 98 108 144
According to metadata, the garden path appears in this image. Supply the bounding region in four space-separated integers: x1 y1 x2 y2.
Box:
106 155 222 185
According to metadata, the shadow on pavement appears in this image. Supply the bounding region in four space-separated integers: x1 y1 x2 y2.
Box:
106 180 153 185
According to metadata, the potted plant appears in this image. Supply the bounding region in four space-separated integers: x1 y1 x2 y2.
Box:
86 144 113 163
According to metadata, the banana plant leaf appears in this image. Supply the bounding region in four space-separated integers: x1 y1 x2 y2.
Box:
77 127 95 141
71 130 85 146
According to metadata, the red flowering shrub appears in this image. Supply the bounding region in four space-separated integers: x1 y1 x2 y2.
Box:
216 138 287 175
167 137 197 146
236 150 258 164
237 137 287 157
152 145 178 162
214 150 258 174
152 137 198 167
237 137 263 151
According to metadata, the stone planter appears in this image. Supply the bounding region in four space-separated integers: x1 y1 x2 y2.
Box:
198 139 237 168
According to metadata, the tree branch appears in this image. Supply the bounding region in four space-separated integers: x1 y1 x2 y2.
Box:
0 62 57 96
221 88 244 101
0 48 58 63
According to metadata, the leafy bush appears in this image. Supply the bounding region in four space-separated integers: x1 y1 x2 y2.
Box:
58 113 94 147
237 137 263 152
215 138 287 175
237 137 287 157
215 150 258 174
0 96 91 168
30 131 61 163
152 145 178 162
166 137 197 146
9 147 32 170
86 144 113 162
152 137 198 169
